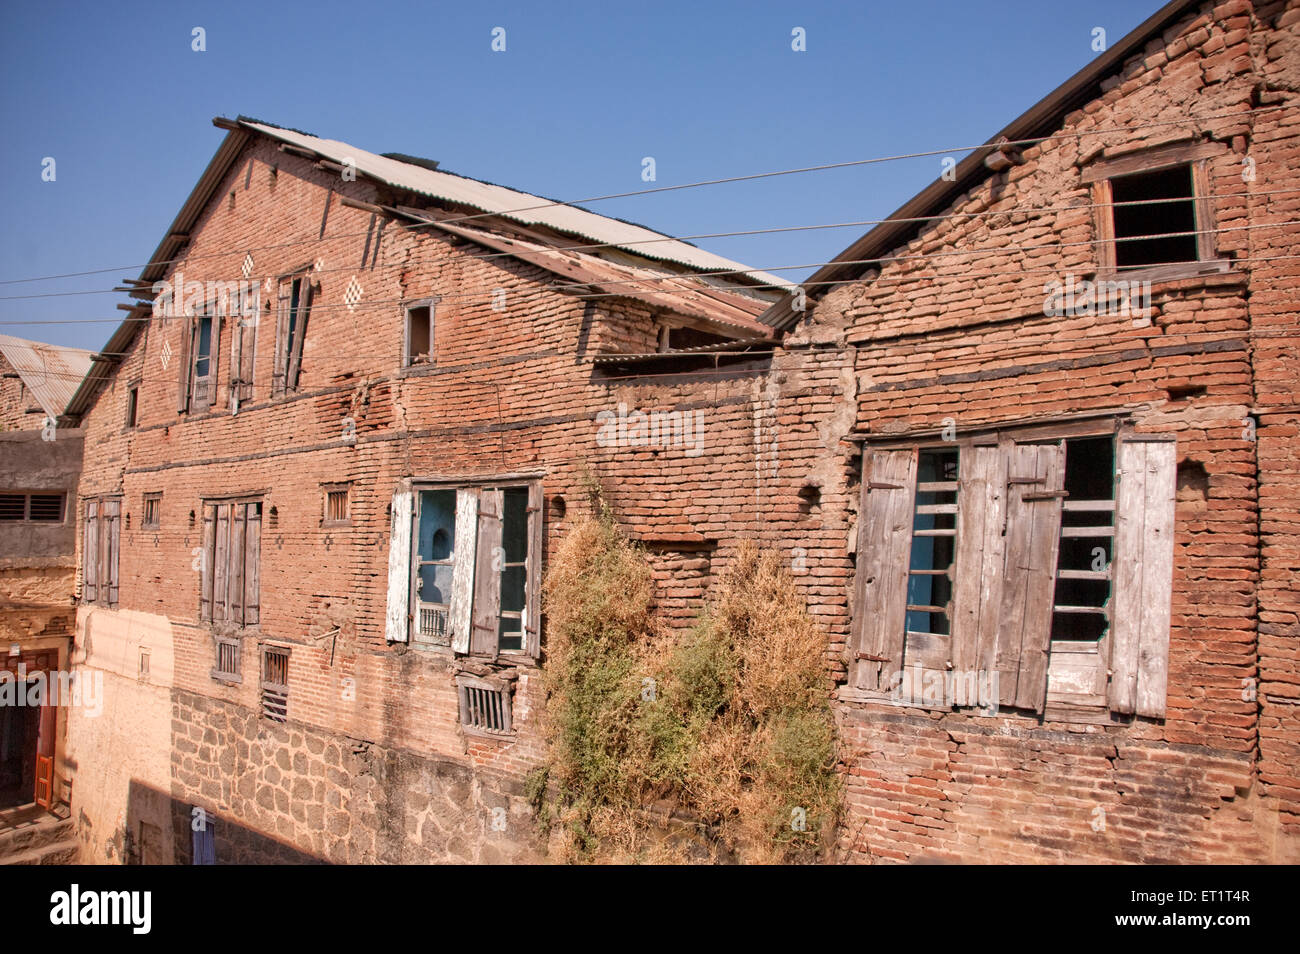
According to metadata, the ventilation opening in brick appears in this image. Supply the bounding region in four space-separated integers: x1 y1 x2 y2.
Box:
214 638 240 681
1111 164 1198 269
1166 384 1207 401
798 483 822 514
405 303 432 366
28 494 64 522
1051 436 1115 642
1177 459 1210 500
550 494 567 520
457 677 512 736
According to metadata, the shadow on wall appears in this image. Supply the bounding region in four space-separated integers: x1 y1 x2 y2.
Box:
122 778 327 865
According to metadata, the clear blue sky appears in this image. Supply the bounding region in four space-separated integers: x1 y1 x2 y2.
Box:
0 0 1164 351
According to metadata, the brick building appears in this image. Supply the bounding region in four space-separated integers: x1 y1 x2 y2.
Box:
760 0 1298 862
63 0 1297 865
0 334 89 852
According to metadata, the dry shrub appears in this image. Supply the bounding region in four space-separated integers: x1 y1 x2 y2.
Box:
538 499 840 864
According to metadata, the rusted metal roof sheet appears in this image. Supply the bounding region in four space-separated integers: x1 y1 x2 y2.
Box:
238 119 792 291
0 333 94 419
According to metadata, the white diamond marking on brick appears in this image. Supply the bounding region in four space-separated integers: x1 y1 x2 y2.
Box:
241 252 254 278
344 276 363 310
160 339 172 370
314 258 325 273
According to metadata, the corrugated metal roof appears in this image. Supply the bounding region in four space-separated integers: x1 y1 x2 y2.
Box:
0 333 94 420
239 120 792 290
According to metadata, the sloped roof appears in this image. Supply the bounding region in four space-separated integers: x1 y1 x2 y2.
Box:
238 119 792 290
759 0 1202 330
0 333 93 420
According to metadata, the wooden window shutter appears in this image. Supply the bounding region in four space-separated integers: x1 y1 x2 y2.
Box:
850 448 918 691
208 310 223 410
176 316 193 413
525 482 543 658
272 281 291 396
1109 440 1176 718
103 498 121 606
995 441 1066 712
951 444 1008 678
200 504 215 621
229 502 247 623
244 503 261 625
286 278 311 391
447 489 480 654
83 499 99 602
471 489 504 655
213 503 231 622
384 490 414 643
229 296 243 403
237 303 256 402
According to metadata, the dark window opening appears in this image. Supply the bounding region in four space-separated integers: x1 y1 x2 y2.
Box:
665 326 732 351
1051 436 1115 641
261 647 289 723
1111 165 1198 269
0 495 25 520
126 387 139 428
405 303 433 366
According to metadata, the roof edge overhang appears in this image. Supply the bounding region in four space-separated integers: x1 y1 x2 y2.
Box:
758 0 1203 331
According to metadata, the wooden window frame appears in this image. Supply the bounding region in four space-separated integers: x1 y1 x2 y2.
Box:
81 494 122 608
322 483 351 527
125 382 140 429
1083 140 1231 284
141 492 162 530
259 643 290 723
455 673 514 738
0 492 66 524
228 282 258 407
200 497 263 630
401 298 436 369
272 268 313 397
179 301 221 415
211 634 242 685
387 476 543 664
847 416 1175 723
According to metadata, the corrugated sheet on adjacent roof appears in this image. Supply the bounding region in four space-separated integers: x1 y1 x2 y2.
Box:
239 120 792 291
0 333 94 419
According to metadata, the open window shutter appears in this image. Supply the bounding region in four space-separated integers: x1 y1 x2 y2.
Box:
384 490 413 643
208 310 223 410
244 503 261 625
471 489 504 655
213 504 230 622
272 282 290 396
448 489 480 654
525 482 543 658
1109 440 1176 718
200 504 215 621
229 292 243 404
286 278 311 391
103 498 121 606
176 316 193 413
850 448 918 691
995 441 1065 712
229 502 246 623
238 304 257 402
951 443 1008 679
83 499 99 602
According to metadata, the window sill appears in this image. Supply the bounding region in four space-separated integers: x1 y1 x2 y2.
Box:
1100 259 1239 287
397 363 441 379
210 671 242 686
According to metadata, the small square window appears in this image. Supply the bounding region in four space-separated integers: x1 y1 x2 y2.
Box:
456 675 513 737
323 485 350 526
142 493 161 530
212 636 241 683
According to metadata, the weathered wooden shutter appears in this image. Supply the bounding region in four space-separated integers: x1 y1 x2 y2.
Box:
384 489 414 643
1109 440 1176 718
213 503 230 622
229 502 246 623
208 311 223 410
850 448 918 691
244 502 261 625
200 504 215 621
448 489 480 654
103 498 121 606
272 281 290 396
176 316 193 413
951 443 1008 680
236 297 256 402
471 489 504 655
525 482 543 658
83 499 99 602
995 441 1065 712
286 278 311 391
